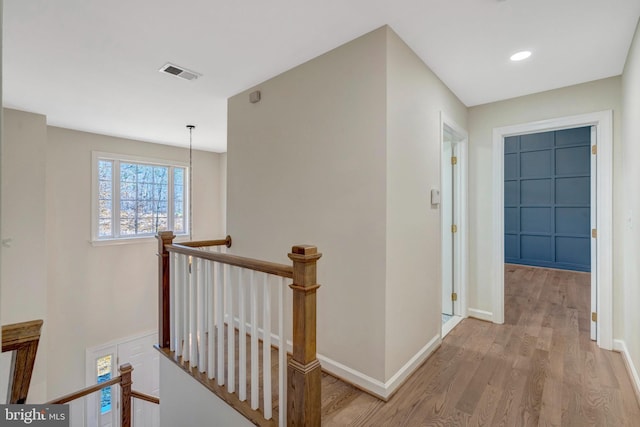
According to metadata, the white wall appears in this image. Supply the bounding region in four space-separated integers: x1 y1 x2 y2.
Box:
467 78 623 331
44 124 224 399
228 27 389 381
384 28 467 378
621 18 640 395
228 26 468 389
1 109 48 402
159 357 252 427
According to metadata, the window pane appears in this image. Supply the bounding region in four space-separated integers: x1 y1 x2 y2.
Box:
154 166 168 184
137 164 154 183
96 355 112 415
137 183 153 200
120 163 137 182
120 182 136 200
174 168 186 234
98 160 112 181
99 219 112 237
99 199 111 219
174 168 184 186
98 161 113 239
120 218 136 235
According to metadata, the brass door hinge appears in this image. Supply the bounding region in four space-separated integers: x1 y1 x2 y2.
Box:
592 312 597 322
592 145 597 155
452 292 458 302
451 224 457 233
451 156 457 165
592 229 597 238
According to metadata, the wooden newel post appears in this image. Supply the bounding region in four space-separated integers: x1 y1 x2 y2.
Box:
119 364 133 427
157 231 175 348
287 245 322 427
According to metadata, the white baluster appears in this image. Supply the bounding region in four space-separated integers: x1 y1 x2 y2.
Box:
175 253 184 356
263 273 272 420
238 268 247 402
189 257 198 367
197 257 206 373
169 252 176 352
216 259 225 384
279 276 287 427
250 270 259 410
227 264 235 393
182 254 190 362
207 260 215 380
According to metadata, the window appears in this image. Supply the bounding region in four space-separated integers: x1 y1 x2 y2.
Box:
93 152 188 241
96 354 112 415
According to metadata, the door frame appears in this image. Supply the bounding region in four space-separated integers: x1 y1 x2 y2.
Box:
441 112 469 323
492 110 613 350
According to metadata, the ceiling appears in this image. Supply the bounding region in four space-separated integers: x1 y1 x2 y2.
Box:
4 0 640 152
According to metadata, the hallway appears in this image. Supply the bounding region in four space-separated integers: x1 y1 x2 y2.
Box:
321 265 640 426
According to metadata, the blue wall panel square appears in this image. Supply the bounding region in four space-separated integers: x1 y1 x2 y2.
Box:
521 150 552 177
556 237 590 266
556 177 590 205
520 131 554 151
505 207 519 233
521 179 552 205
521 207 551 233
556 207 590 235
505 136 519 153
555 127 590 146
505 234 519 259
505 181 519 206
556 146 590 175
505 153 518 180
521 235 552 261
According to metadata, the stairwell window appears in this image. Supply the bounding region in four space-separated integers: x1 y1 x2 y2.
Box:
92 152 188 243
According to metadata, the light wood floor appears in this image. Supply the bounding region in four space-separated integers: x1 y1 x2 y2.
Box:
320 265 640 426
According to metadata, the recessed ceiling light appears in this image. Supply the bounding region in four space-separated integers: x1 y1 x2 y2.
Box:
510 51 532 61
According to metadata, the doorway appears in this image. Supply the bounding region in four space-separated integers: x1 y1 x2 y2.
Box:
440 114 468 337
492 111 613 349
85 331 159 427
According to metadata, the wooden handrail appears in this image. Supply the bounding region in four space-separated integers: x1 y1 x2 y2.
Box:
131 390 160 405
179 235 232 248
2 319 44 404
47 364 135 427
168 243 294 279
47 376 121 404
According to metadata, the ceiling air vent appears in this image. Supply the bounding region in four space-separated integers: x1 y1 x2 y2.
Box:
159 63 201 81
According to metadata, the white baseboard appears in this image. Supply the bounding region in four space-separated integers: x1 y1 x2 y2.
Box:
468 308 493 322
317 334 441 401
613 339 640 405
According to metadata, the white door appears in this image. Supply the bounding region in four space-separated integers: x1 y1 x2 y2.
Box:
86 345 117 427
442 133 454 317
118 334 160 427
86 332 159 427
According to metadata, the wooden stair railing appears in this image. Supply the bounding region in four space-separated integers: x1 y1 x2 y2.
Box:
47 363 159 427
156 231 322 426
2 319 44 404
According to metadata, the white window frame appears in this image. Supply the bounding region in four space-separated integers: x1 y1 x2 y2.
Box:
91 151 189 245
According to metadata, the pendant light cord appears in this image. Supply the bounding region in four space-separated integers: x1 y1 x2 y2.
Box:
187 125 195 240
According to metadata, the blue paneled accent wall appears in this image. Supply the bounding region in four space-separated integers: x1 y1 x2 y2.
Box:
504 127 591 272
